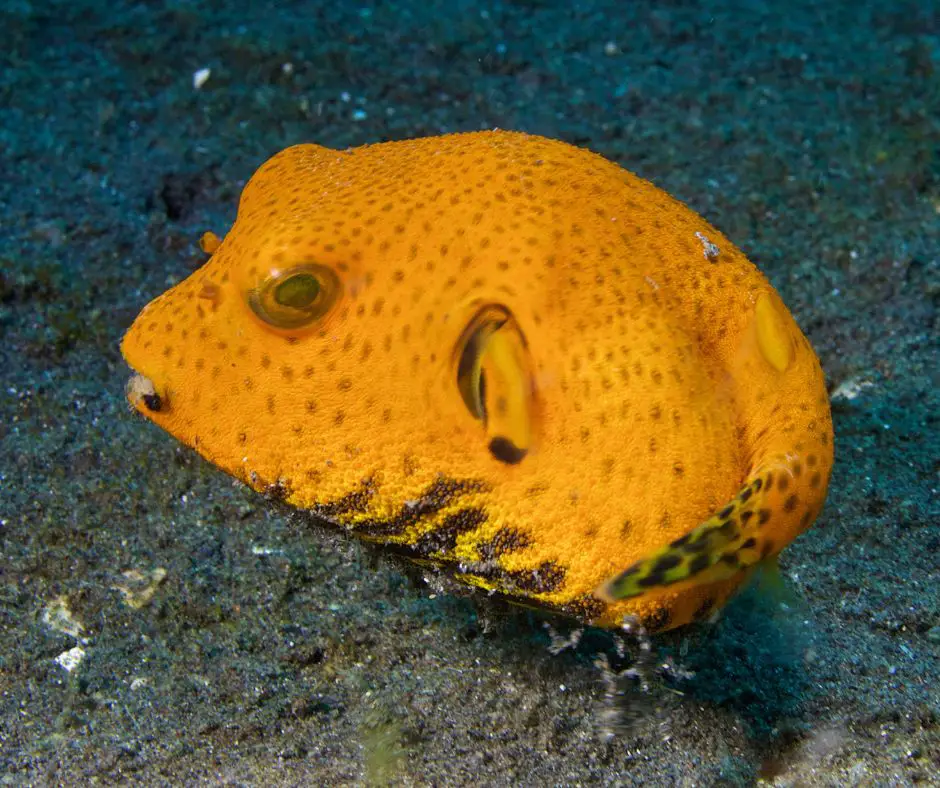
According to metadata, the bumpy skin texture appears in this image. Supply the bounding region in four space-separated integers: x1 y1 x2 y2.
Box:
121 131 833 632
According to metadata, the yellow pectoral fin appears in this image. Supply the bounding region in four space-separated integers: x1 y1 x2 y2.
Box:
479 319 533 464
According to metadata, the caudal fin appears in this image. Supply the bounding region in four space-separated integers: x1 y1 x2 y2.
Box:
597 452 827 602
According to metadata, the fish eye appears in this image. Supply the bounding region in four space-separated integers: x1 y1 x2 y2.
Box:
248 263 341 329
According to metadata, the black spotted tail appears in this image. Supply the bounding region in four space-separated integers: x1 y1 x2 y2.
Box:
596 452 826 602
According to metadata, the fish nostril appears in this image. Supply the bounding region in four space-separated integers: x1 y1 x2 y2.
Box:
126 373 164 413
142 392 163 412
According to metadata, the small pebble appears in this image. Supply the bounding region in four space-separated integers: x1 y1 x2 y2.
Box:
193 68 211 90
55 646 86 673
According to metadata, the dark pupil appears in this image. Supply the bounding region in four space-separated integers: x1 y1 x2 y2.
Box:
274 274 320 309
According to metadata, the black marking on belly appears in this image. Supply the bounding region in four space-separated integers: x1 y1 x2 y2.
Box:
312 477 377 519
412 507 488 556
353 476 489 538
476 526 532 561
558 593 606 622
464 559 567 596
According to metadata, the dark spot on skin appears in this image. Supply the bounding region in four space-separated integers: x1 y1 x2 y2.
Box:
810 472 822 488
638 572 664 589
741 538 757 550
807 454 818 467
739 510 754 525
612 564 641 583
753 478 763 492
765 472 774 489
739 487 753 503
142 393 162 412
783 494 799 512
777 475 790 492
653 554 682 574
720 554 738 568
717 520 738 539
792 461 802 477
264 479 290 503
488 436 527 465
800 511 812 528
758 509 772 526
670 533 690 548
689 554 710 574
719 505 734 520
682 536 710 554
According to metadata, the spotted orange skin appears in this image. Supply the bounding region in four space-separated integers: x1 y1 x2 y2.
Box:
122 131 833 631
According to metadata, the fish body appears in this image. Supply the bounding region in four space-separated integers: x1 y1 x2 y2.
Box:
122 131 832 631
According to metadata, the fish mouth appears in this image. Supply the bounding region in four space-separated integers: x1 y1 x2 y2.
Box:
125 372 164 414
121 313 174 419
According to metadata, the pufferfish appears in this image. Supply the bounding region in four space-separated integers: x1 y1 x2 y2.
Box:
121 131 833 632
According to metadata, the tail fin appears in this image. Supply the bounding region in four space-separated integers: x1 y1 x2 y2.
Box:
597 452 826 602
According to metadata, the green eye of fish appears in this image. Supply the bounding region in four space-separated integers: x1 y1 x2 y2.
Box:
248 264 340 329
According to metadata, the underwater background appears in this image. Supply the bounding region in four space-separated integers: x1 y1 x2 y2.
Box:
1 0 938 784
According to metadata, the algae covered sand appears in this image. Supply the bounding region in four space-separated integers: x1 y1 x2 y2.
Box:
1 0 937 784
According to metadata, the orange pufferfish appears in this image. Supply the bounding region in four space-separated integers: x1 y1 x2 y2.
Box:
122 131 833 632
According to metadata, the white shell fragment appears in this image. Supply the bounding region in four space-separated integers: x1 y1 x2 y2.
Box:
42 595 86 642
193 67 211 89
55 646 86 673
